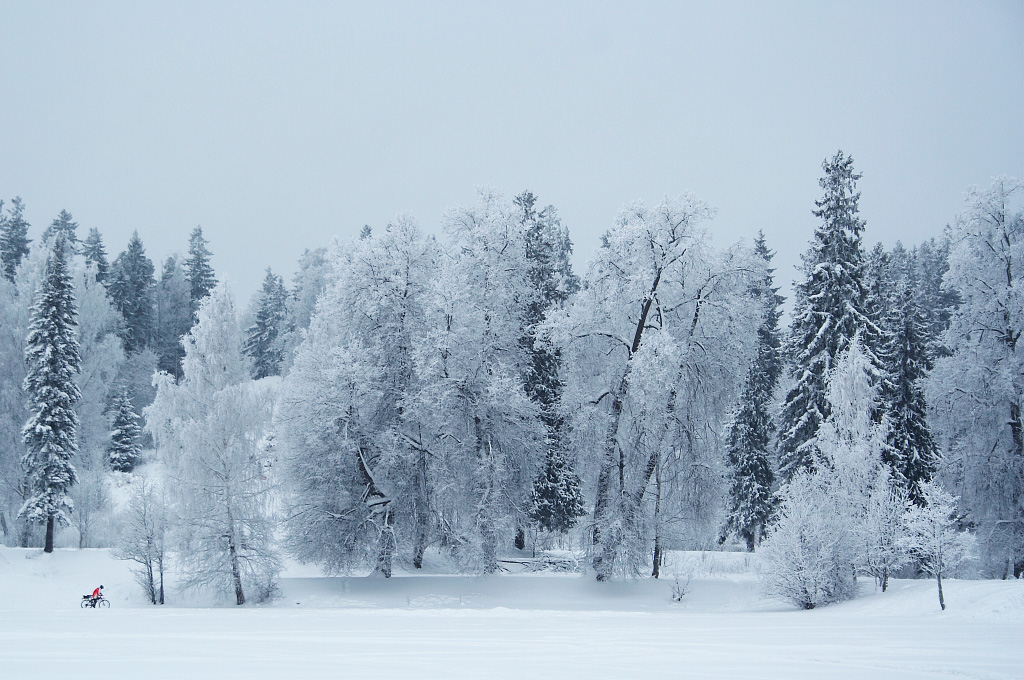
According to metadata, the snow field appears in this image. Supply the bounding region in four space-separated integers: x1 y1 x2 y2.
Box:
1 547 1021 679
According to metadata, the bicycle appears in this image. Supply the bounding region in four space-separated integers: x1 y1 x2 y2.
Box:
81 595 110 608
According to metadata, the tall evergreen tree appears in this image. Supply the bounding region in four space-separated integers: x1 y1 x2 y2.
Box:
185 226 216 317
721 231 783 551
516 192 585 537
107 388 141 472
108 232 156 353
81 227 110 285
778 151 876 479
244 268 289 379
42 210 80 250
19 234 81 553
153 255 192 380
880 280 937 502
0 197 32 282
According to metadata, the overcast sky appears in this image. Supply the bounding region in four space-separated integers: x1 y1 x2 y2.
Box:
1 1 1022 305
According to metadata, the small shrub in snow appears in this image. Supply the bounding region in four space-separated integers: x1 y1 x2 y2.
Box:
903 481 977 610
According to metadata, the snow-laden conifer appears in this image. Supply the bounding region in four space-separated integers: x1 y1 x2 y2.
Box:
244 268 289 379
19 234 81 553
108 388 141 472
880 280 937 501
81 227 110 285
185 226 216 317
516 192 584 538
721 232 783 552
108 232 156 353
0 197 31 282
41 209 79 250
779 151 878 480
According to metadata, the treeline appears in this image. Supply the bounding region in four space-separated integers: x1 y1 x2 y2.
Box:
0 154 1020 606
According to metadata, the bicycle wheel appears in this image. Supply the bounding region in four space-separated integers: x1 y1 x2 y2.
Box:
81 599 90 608
98 599 110 608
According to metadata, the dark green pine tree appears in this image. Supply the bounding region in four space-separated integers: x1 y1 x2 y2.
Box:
19 234 81 553
107 388 142 472
721 231 783 551
244 268 289 379
0 197 32 282
81 227 110 285
108 231 156 353
153 255 193 380
516 192 585 536
42 210 80 251
185 226 216 319
880 280 937 503
778 151 877 480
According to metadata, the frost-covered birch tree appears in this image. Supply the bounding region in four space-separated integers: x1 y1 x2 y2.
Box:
549 196 761 580
903 481 977 610
926 177 1024 577
146 284 279 604
280 217 438 575
405 191 544 572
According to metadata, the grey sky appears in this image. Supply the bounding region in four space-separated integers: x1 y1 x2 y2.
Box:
1 1 1022 305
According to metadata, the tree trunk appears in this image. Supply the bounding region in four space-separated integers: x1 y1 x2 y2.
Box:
227 531 245 605
146 560 156 604
936 572 945 610
881 567 889 593
43 514 54 553
377 511 395 578
652 466 663 578
18 519 31 548
413 445 429 570
158 555 165 605
0 509 8 539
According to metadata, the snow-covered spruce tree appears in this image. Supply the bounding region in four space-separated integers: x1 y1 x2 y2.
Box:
880 280 937 501
761 337 892 607
548 197 762 580
926 177 1024 577
41 210 79 251
185 226 216 319
108 231 156 354
81 227 109 285
108 388 141 472
0 197 31 282
404 191 544 573
514 192 585 540
779 151 877 480
280 247 330 373
244 268 289 380
281 217 438 576
153 255 192 380
146 284 279 604
19 234 81 553
115 476 168 604
903 481 977 610
721 231 784 552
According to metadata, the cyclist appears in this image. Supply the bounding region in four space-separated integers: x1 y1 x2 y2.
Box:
90 585 104 607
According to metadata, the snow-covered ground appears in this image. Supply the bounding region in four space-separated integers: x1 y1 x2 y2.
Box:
1 547 1021 679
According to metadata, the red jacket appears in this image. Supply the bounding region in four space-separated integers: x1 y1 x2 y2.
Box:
92 587 102 599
